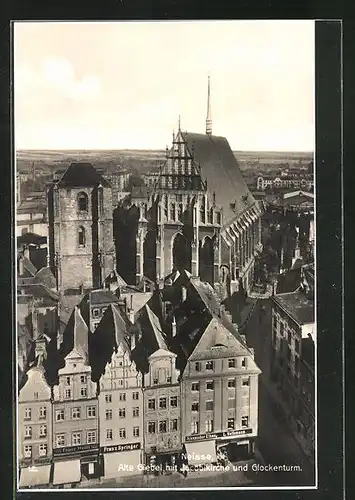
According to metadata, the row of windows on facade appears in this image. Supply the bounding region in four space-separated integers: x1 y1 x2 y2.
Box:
23 444 48 458
273 316 301 353
194 358 246 372
190 377 250 392
55 430 98 448
189 416 249 435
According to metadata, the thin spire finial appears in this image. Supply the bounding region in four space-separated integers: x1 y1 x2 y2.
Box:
206 75 212 135
178 115 181 132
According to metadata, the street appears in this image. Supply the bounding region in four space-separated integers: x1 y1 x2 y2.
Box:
242 298 315 486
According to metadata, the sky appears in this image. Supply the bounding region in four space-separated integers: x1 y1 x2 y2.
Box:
14 21 315 152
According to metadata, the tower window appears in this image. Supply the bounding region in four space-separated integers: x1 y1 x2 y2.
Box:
78 192 88 212
78 226 86 247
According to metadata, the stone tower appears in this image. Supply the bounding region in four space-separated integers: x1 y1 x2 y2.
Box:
47 163 115 294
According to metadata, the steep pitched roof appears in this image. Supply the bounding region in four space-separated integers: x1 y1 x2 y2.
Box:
188 317 259 366
33 267 57 290
180 132 256 225
17 232 47 247
89 303 131 382
61 306 89 362
18 255 37 277
89 289 119 306
56 162 110 188
18 283 59 306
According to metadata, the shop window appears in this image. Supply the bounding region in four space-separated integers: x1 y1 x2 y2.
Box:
78 192 88 212
88 463 95 475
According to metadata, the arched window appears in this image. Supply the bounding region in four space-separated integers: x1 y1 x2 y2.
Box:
78 192 88 212
78 226 86 247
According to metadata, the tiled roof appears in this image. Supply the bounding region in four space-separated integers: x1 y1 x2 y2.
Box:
181 132 256 225
18 256 38 277
56 162 110 188
273 290 315 325
17 232 47 246
60 306 89 363
33 267 56 290
90 303 131 382
89 289 119 305
18 284 59 306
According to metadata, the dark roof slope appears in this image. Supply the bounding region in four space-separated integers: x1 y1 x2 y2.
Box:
56 163 110 188
17 233 47 246
33 267 57 290
273 290 314 325
181 132 256 225
89 289 119 306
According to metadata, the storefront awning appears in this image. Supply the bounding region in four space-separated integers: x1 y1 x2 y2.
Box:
19 465 51 488
185 440 217 466
104 450 142 479
53 459 81 485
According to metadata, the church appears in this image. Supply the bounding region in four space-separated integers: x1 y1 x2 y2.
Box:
114 77 263 297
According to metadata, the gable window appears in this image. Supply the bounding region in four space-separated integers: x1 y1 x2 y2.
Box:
78 226 86 247
78 192 88 212
195 362 201 372
228 358 236 368
241 357 246 368
80 387 87 398
64 389 71 399
81 375 87 384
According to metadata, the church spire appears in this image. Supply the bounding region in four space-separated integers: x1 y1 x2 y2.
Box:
206 75 212 135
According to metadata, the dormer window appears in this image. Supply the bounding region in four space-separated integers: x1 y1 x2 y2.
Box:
78 192 88 212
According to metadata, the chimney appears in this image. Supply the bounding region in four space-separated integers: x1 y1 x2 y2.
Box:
32 310 39 340
181 286 187 303
172 316 177 338
24 245 30 260
129 309 135 324
18 255 24 276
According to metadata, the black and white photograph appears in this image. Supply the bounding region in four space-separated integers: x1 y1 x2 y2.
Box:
15 20 316 490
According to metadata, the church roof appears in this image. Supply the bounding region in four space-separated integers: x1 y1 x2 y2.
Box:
33 267 57 290
180 132 256 225
56 162 110 188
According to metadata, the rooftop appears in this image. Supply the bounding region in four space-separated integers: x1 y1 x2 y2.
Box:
181 132 256 225
273 290 315 325
56 162 110 188
89 289 119 306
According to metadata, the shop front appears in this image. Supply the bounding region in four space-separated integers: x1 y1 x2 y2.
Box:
19 463 52 489
183 440 217 468
101 442 143 479
52 444 100 487
145 448 182 475
185 428 255 464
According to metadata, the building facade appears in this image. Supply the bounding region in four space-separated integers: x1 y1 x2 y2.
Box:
98 344 144 479
143 348 182 469
256 175 314 192
270 268 315 461
18 359 53 488
180 317 260 465
52 349 99 487
47 163 115 294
